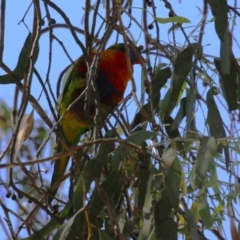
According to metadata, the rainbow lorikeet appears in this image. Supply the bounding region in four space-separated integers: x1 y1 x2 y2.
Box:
49 43 142 204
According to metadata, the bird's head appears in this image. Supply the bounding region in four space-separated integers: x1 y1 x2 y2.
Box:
107 43 144 65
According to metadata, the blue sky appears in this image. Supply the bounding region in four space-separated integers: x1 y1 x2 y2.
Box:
0 0 240 239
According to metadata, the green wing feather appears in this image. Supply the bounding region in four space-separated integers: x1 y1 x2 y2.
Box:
48 56 89 204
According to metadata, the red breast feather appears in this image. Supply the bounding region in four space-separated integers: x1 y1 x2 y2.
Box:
97 49 135 106
75 46 140 109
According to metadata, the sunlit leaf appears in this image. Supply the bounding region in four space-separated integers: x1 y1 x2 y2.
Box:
190 201 200 222
162 147 177 174
154 16 190 24
14 111 34 161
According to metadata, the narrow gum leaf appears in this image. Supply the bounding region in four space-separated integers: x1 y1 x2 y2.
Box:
14 111 34 161
198 195 213 228
220 30 230 74
170 97 186 131
165 157 181 212
151 67 172 107
185 87 197 133
208 0 228 41
131 67 171 129
0 33 39 84
206 87 230 170
164 46 193 121
191 137 216 189
154 16 190 24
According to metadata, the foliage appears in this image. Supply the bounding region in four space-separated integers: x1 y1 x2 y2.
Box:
0 0 240 239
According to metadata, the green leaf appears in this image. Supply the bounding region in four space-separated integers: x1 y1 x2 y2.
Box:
164 46 193 121
190 137 216 189
170 97 186 131
154 188 177 237
92 130 117 179
165 116 184 153
208 0 228 41
0 101 13 130
0 33 39 84
162 147 177 173
220 30 230 74
122 218 136 239
198 195 213 228
173 46 193 80
207 159 218 187
190 42 203 57
127 130 155 145
53 213 76 240
151 67 172 107
154 189 173 221
185 87 197 133
182 202 202 240
131 67 171 129
206 87 230 170
69 130 118 238
136 142 151 214
131 103 150 130
154 16 190 24
87 169 124 234
155 217 177 240
140 169 155 239
168 22 181 34
113 130 154 171
99 230 114 240
165 157 181 212
214 58 237 111
70 160 95 234
160 85 172 118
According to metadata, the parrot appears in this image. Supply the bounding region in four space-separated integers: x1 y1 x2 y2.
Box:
48 43 142 204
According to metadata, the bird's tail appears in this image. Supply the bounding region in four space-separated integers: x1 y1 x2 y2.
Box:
48 140 70 205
